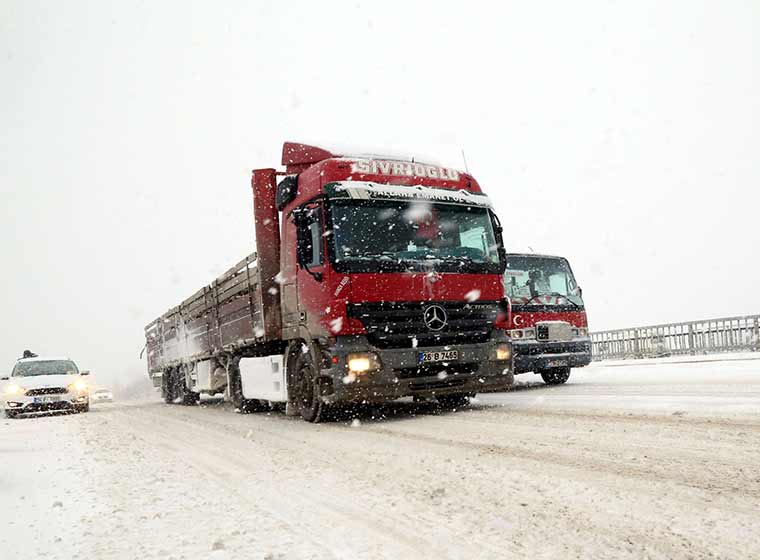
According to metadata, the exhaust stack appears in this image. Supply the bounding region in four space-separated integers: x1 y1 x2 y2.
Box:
252 168 282 339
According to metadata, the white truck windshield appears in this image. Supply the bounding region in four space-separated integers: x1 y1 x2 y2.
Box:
505 255 583 307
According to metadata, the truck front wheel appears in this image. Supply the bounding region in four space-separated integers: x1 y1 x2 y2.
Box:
437 393 471 410
540 367 571 385
294 350 327 423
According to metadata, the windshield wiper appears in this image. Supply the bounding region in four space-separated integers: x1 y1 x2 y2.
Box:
525 292 581 308
346 251 398 261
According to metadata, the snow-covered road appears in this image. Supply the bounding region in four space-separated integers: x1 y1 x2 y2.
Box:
2 356 760 559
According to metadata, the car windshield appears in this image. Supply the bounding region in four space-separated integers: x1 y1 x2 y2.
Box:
505 255 583 307
12 360 79 377
330 200 502 273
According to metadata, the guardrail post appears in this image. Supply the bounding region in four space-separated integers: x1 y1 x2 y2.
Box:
688 324 695 355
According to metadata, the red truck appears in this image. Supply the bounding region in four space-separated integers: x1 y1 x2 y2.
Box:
144 142 514 422
504 253 591 384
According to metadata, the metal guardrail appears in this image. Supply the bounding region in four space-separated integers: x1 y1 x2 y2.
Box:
590 314 760 361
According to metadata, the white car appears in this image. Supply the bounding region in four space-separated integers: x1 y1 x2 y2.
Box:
91 388 114 403
1 357 91 419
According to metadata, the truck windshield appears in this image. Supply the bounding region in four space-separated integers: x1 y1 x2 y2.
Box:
12 360 79 377
330 200 502 273
504 255 583 307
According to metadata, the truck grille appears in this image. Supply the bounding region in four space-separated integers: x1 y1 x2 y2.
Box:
535 322 573 342
25 387 68 396
347 301 499 349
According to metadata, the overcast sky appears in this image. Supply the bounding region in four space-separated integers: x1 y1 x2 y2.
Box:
1 1 758 384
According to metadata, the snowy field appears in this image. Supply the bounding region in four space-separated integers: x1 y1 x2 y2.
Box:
2 356 759 560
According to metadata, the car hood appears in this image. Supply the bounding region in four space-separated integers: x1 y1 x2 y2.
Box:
8 375 84 390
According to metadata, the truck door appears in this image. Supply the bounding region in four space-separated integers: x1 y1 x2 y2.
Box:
292 202 329 335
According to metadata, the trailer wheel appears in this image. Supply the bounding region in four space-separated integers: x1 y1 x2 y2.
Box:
162 369 176 404
228 363 267 413
175 368 199 405
437 393 471 410
294 350 327 423
540 367 571 385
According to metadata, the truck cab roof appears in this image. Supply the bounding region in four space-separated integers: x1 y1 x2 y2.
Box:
278 142 482 212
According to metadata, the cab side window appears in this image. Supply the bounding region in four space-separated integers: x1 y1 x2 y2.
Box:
296 206 323 268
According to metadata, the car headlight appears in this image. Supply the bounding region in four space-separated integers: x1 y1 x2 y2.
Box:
495 344 512 361
4 384 25 396
347 352 381 374
69 380 88 393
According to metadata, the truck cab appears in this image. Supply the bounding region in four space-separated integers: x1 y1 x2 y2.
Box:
274 145 514 417
504 253 591 384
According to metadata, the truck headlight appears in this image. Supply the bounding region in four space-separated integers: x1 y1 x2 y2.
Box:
495 344 511 361
4 384 25 395
347 352 381 374
510 328 535 340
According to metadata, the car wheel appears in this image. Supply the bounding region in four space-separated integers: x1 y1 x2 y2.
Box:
540 367 571 385
4 409 18 419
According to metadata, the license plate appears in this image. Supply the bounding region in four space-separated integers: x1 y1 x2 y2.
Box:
33 396 61 404
547 360 567 368
419 350 459 363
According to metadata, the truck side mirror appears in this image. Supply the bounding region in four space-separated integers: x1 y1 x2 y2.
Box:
294 211 324 282
80 370 90 376
276 176 298 210
0 376 9 381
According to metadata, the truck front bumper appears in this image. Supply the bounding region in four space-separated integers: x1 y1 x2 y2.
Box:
321 334 514 403
512 338 592 374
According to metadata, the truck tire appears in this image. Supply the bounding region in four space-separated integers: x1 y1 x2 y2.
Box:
76 402 90 413
162 369 176 404
437 393 471 410
228 362 267 413
175 372 200 406
294 349 328 423
540 367 571 385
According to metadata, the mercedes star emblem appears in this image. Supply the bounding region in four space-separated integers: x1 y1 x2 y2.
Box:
423 305 448 331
